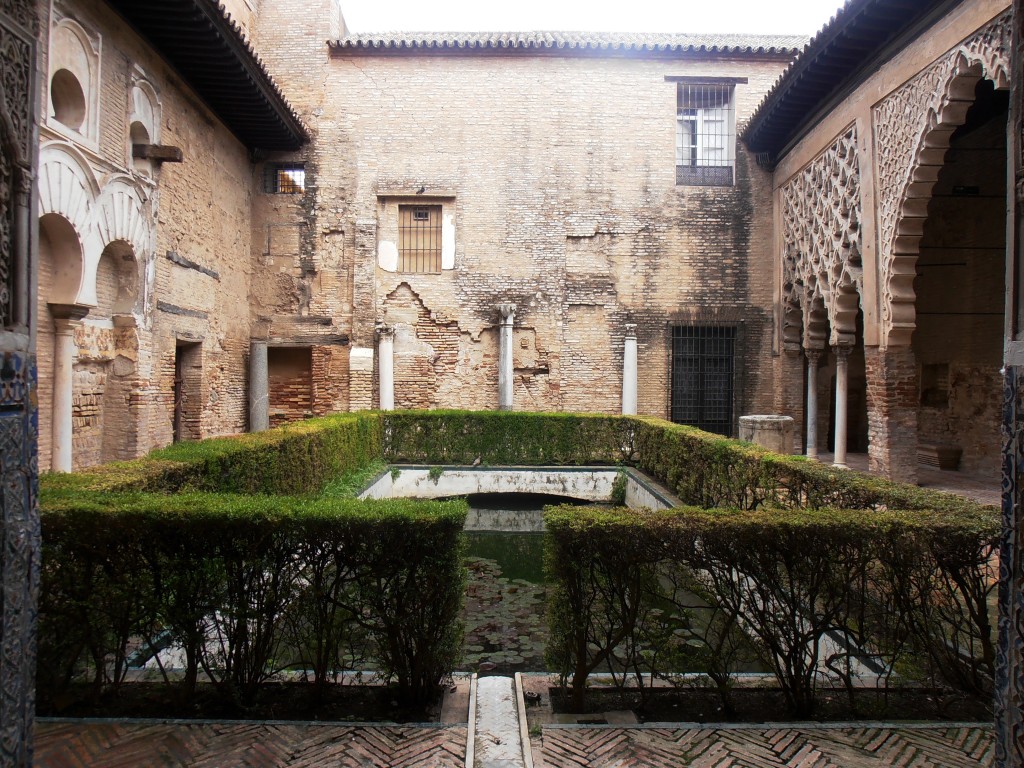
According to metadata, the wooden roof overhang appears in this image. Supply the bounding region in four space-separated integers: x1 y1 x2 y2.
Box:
104 0 307 152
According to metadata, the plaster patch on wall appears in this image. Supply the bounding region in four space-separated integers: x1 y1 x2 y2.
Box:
441 213 455 269
378 240 398 272
349 346 374 371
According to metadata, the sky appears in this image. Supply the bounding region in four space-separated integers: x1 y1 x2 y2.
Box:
340 0 848 37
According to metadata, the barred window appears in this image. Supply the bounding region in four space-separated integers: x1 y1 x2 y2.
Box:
264 163 305 194
399 205 442 272
676 83 735 186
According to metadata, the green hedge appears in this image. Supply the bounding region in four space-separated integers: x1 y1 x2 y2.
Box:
544 504 999 717
38 492 466 710
381 410 633 466
41 413 382 496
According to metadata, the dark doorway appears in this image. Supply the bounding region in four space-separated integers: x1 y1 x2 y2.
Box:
670 325 736 436
173 341 201 442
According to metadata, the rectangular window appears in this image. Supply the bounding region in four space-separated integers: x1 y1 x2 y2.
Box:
399 204 442 273
676 84 735 186
264 163 305 194
671 325 736 435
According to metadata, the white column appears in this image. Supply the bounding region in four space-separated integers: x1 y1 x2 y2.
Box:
497 303 515 410
833 346 850 469
249 340 269 432
622 323 638 415
378 324 395 411
805 348 821 460
49 308 86 472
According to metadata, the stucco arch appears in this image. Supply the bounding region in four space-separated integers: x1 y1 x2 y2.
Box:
878 20 1010 347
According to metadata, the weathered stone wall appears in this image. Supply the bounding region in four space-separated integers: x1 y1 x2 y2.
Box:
274 49 791 427
36 0 257 470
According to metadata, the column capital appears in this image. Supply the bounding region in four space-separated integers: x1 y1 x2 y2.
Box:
624 323 637 339
832 344 853 361
376 323 395 342
497 302 516 322
49 303 89 333
804 347 823 363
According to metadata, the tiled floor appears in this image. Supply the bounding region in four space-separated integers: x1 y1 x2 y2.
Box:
35 720 468 768
538 723 993 768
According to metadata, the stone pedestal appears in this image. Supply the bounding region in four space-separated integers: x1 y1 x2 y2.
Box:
497 303 515 410
739 415 796 454
378 325 395 411
622 323 637 415
249 340 269 432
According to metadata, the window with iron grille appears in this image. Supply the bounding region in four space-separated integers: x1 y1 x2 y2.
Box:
399 204 442 273
671 325 736 435
676 83 735 186
264 163 305 194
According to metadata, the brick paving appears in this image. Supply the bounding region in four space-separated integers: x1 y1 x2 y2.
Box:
35 720 467 767
539 723 993 768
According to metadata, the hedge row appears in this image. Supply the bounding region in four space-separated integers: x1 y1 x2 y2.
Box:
41 413 382 496
38 493 466 710
545 504 999 717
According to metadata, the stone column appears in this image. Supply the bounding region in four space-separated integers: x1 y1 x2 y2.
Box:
249 340 269 432
805 348 821 460
833 345 850 469
497 303 515 410
378 324 395 411
48 305 88 473
622 323 638 415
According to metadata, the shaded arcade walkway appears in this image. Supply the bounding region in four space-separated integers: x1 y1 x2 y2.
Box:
818 452 1000 508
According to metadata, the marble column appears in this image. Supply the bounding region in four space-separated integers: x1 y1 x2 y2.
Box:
833 345 850 469
249 340 269 432
497 303 515 410
48 304 88 473
378 324 395 411
622 323 638 415
805 348 821 460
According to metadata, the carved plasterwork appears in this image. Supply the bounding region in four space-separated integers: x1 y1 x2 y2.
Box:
873 11 1011 347
781 124 862 348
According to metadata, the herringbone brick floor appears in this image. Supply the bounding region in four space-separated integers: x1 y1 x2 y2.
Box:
540 723 993 767
35 720 467 767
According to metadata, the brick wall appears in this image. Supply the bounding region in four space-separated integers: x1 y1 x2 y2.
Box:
252 47 789 428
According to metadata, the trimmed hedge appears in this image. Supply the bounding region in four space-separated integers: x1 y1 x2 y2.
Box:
39 409 998 717
41 413 382 496
38 493 466 709
544 504 999 717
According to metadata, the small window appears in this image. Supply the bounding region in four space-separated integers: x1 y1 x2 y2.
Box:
676 84 735 186
265 163 305 194
399 204 442 273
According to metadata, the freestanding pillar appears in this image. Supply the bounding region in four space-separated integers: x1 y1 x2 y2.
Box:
497 303 515 410
48 305 87 473
805 348 821 460
378 324 395 411
833 346 850 469
622 323 638 415
249 340 269 432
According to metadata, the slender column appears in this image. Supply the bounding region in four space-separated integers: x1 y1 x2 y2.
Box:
805 348 821 460
378 324 395 411
249 340 269 432
622 323 638 415
833 346 851 469
497 303 516 410
48 305 87 472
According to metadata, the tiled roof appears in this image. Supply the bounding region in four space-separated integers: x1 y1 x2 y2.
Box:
743 0 957 166
329 31 807 56
104 0 308 151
